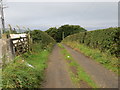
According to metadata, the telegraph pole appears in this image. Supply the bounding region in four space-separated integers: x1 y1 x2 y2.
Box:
0 0 6 38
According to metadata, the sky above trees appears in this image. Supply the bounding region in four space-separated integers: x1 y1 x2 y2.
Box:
3 1 118 31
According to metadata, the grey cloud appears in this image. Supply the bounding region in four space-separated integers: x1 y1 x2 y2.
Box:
4 2 118 31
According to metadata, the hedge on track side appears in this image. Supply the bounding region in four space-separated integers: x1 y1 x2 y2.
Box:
30 30 56 49
63 27 120 57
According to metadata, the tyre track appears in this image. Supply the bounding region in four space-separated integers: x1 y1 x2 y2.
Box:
42 45 75 88
63 44 118 88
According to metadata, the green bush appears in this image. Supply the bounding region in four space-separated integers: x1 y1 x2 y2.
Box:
2 49 49 88
63 27 119 57
30 30 56 48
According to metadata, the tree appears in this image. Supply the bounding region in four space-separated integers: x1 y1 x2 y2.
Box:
46 24 87 42
45 27 58 41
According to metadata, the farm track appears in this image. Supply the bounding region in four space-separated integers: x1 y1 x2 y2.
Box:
42 44 119 88
63 44 119 88
42 45 75 88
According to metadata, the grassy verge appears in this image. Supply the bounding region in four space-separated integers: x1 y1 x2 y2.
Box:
2 44 52 88
0 69 2 89
63 42 119 75
58 43 98 88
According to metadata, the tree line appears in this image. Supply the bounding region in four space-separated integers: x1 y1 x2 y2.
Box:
45 24 87 42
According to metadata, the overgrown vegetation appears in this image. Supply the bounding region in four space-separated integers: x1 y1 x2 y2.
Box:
62 42 119 75
2 30 56 88
63 27 119 58
58 44 98 88
30 30 55 48
0 69 2 89
46 24 86 42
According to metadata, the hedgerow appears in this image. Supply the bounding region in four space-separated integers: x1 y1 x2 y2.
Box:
63 27 119 57
2 30 56 88
30 30 56 48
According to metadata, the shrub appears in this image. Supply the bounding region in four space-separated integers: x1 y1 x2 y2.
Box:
30 30 56 48
63 27 119 57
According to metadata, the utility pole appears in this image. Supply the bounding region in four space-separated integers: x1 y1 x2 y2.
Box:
0 0 5 38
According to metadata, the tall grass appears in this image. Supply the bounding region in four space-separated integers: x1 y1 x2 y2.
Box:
0 69 2 89
2 43 52 88
63 42 119 75
2 29 56 88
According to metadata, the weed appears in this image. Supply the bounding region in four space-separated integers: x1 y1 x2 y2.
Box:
2 43 53 88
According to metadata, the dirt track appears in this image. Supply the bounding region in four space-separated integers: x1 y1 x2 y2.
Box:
63 44 118 88
42 45 75 88
42 44 119 88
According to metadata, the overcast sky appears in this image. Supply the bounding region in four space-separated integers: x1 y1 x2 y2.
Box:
2 1 118 31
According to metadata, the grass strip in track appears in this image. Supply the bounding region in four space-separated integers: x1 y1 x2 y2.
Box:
58 43 98 88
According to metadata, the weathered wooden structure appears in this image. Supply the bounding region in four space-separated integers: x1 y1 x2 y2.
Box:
0 34 30 66
10 34 30 56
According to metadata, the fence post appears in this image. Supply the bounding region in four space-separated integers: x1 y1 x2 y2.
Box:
9 39 15 59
